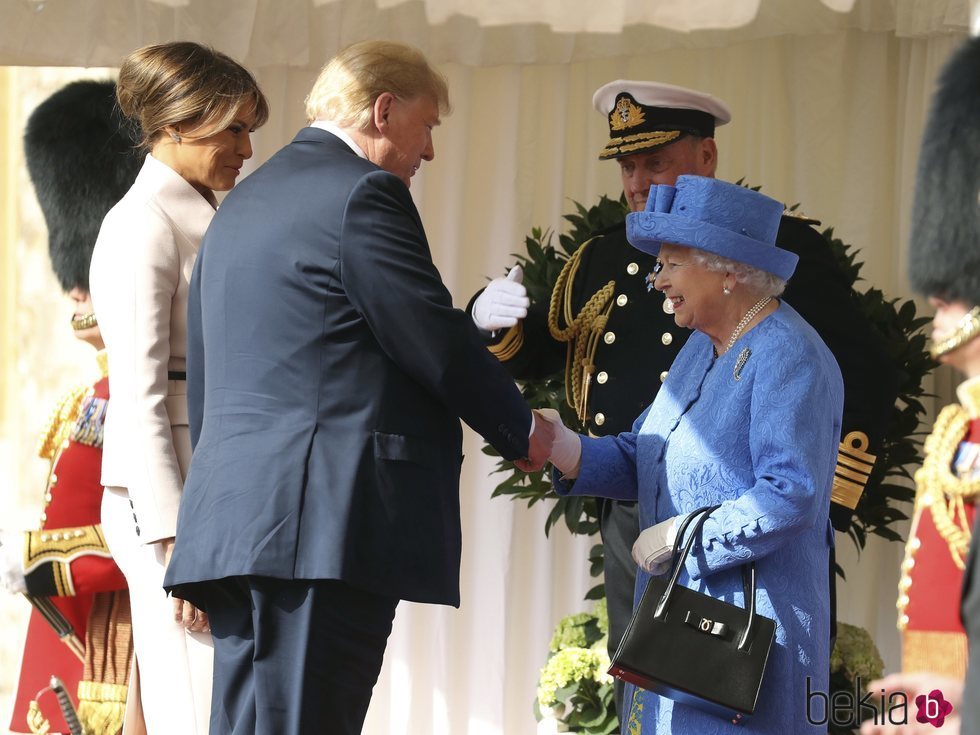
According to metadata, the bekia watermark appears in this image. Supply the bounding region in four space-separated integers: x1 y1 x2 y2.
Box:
806 677 954 728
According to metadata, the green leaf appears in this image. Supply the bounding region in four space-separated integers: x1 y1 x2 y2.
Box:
585 583 606 600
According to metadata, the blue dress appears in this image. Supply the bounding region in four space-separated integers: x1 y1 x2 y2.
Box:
555 302 843 734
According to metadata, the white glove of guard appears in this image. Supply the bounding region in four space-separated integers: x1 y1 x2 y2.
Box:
0 531 27 594
535 408 582 478
632 516 679 575
472 265 529 332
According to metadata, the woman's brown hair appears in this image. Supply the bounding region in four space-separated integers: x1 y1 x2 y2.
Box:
117 41 269 148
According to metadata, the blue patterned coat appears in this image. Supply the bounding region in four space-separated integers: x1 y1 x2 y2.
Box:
555 302 843 734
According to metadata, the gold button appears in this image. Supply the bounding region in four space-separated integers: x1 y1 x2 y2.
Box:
616 294 628 307
594 413 606 426
44 493 52 503
627 262 639 275
604 332 616 345
660 371 669 383
50 474 58 485
596 371 608 384
661 332 673 345
662 298 674 315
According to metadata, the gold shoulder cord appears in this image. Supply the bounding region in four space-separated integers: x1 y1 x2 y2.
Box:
36 384 90 461
915 404 980 569
547 238 615 422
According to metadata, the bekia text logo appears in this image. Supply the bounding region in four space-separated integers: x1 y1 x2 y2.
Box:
806 677 953 729
916 689 953 727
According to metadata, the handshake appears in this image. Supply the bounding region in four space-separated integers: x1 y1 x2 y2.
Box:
514 408 582 476
512 411 680 579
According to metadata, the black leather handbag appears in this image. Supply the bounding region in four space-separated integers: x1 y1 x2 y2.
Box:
609 505 776 725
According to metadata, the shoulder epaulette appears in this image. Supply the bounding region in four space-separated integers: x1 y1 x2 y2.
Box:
37 383 92 460
832 431 876 511
781 208 821 227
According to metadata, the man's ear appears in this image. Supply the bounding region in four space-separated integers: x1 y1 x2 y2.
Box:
373 92 396 134
698 137 719 177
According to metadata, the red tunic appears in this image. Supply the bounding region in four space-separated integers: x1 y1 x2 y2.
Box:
900 409 980 678
9 368 128 735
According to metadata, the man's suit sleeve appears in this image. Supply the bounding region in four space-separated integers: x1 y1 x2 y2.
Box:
341 171 531 460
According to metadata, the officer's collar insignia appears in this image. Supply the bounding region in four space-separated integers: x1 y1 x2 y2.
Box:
782 206 821 226
610 94 646 132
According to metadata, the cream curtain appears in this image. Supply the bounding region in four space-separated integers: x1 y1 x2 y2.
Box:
0 0 971 66
0 8 970 735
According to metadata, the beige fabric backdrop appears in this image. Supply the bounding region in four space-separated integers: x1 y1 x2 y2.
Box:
0 22 969 735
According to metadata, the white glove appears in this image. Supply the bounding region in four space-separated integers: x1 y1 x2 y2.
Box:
536 408 582 477
472 265 529 332
632 516 679 575
0 531 27 594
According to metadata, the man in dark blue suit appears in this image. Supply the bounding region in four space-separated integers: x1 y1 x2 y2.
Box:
164 41 552 735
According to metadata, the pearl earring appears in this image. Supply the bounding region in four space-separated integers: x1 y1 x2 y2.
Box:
723 285 731 295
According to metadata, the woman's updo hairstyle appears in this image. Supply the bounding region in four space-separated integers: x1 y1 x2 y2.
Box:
116 41 269 149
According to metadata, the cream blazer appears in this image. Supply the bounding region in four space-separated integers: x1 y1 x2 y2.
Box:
90 154 216 544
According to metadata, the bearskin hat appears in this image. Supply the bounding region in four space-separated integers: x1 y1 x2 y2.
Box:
908 37 980 305
24 79 144 292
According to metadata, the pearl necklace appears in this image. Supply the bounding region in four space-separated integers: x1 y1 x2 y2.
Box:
723 296 772 355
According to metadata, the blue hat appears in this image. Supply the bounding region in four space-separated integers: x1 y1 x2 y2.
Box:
626 176 799 281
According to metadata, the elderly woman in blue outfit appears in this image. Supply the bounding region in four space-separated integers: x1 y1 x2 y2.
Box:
542 176 844 734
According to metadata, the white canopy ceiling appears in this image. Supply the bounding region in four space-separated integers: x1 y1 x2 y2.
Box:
2 0 971 68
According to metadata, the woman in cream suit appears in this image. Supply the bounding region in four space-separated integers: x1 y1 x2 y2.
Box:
89 42 268 734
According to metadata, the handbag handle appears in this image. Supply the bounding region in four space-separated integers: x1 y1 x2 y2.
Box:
652 504 758 651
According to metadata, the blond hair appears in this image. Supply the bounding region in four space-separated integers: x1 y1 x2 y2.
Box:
305 40 450 128
117 41 269 148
